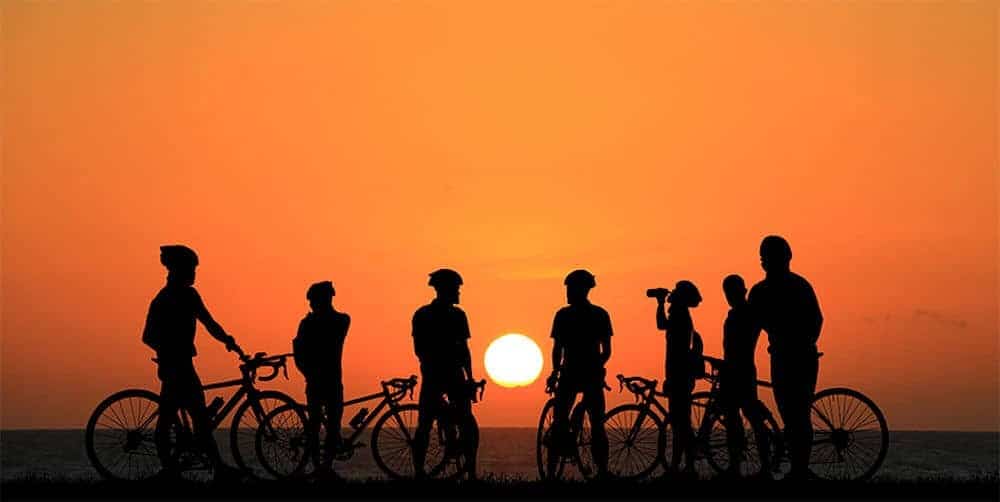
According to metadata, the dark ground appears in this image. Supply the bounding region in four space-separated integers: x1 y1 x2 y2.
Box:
2 475 997 501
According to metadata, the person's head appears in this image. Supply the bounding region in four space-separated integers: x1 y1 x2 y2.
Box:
722 274 747 307
760 235 792 275
306 281 335 312
564 269 596 305
428 268 463 304
668 280 702 308
159 245 198 286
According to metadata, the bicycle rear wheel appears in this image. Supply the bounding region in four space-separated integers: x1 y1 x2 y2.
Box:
85 389 162 481
604 404 665 480
808 388 888 481
255 403 311 479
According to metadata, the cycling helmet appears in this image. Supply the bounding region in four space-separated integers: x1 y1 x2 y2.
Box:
428 269 463 288
564 269 596 289
159 245 198 270
307 281 336 301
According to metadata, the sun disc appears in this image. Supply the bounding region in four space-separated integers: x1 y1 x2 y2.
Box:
484 334 544 388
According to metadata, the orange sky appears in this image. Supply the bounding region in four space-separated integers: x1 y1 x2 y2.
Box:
3 1 997 430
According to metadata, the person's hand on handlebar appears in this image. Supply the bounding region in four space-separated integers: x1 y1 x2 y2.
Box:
222 335 244 358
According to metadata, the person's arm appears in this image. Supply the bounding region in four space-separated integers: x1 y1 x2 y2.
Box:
805 282 823 345
193 290 238 352
655 299 668 331
599 310 613 365
549 311 564 382
292 319 311 377
459 311 473 381
412 311 428 363
141 300 160 352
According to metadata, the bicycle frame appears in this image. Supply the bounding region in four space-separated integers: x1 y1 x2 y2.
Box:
340 386 410 446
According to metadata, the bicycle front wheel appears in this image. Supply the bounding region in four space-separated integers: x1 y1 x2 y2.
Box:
371 403 464 480
230 390 302 479
85 389 163 481
809 388 889 481
604 404 665 480
255 403 310 479
536 398 567 480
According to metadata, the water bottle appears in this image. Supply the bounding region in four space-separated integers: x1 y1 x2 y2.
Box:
206 397 224 418
349 408 369 430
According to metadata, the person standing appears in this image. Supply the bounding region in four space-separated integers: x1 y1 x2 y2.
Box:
411 269 480 479
292 280 350 477
655 280 702 477
141 245 243 481
748 236 823 480
719 274 771 478
546 269 612 478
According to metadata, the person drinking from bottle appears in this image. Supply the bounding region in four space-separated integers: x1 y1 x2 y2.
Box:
141 245 243 481
546 269 613 479
653 280 702 478
292 280 350 478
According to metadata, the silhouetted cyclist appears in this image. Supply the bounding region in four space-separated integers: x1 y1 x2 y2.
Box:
719 274 771 478
141 245 243 481
655 280 702 477
547 269 612 478
411 269 480 479
748 236 823 481
292 281 350 477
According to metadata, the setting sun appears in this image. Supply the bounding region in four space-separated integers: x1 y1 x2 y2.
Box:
484 334 544 388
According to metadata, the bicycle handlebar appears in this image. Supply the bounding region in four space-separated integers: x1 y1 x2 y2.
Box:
617 374 658 400
381 375 419 401
239 352 293 382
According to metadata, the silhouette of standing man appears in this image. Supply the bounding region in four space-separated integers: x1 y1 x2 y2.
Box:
748 236 823 480
720 274 771 478
547 269 612 478
292 281 350 477
141 245 243 480
411 269 480 479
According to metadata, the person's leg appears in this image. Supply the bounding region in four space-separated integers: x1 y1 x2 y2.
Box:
548 385 576 472
788 356 818 478
321 382 344 471
772 357 808 479
667 386 693 473
583 385 609 476
413 378 440 478
447 385 479 480
180 367 226 471
720 380 746 475
743 396 772 476
155 366 180 473
304 386 324 468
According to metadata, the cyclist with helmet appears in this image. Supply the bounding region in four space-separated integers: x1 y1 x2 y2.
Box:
546 269 613 478
411 268 480 479
655 280 702 477
292 280 351 476
748 235 823 480
141 245 243 480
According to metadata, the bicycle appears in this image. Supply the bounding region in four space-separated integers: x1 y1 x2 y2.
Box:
535 374 611 481
256 376 486 480
605 354 889 481
85 351 303 481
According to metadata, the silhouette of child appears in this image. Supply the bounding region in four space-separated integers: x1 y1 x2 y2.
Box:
655 280 702 476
